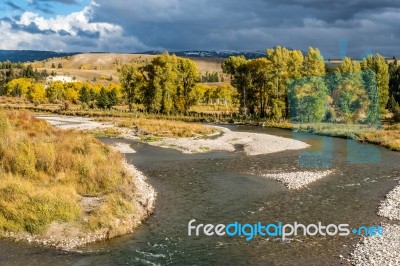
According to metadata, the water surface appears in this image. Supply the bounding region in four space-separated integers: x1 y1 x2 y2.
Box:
1 126 399 265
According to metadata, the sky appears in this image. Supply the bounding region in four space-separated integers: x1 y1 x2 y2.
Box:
0 0 399 58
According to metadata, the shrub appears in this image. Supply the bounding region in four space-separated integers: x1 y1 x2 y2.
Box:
393 105 400 122
0 110 137 237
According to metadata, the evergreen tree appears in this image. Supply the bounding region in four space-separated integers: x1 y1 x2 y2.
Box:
388 94 398 112
107 88 119 108
97 87 109 109
79 86 90 104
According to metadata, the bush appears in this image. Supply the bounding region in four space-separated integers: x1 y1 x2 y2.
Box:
0 110 137 236
393 105 400 122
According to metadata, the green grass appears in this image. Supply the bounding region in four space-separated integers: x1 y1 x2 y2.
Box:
0 109 137 235
140 136 163 142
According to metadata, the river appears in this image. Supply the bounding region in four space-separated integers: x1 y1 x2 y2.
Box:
1 125 399 265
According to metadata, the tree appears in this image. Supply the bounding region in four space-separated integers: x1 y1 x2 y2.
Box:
27 83 46 102
267 46 305 120
58 63 63 69
176 57 199 113
362 69 380 125
51 63 56 68
107 88 119 108
97 87 109 109
23 65 35 78
119 63 145 111
288 77 328 123
4 78 32 97
288 50 304 79
222 56 251 114
143 53 179 114
46 81 64 102
302 47 326 77
389 63 400 105
79 86 90 104
63 82 80 103
360 54 390 111
247 58 271 118
388 94 398 112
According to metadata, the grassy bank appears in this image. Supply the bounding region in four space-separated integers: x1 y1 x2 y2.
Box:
267 121 400 151
358 124 400 151
0 109 145 245
2 97 399 152
98 117 214 138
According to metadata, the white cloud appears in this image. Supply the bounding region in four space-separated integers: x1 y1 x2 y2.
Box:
17 2 119 37
1 1 151 52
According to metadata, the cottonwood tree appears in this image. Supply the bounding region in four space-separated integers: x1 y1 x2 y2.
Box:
222 56 251 115
119 63 145 111
176 57 199 113
360 54 389 112
143 53 179 114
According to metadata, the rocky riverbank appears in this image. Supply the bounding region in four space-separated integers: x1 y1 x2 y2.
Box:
37 115 310 156
149 126 310 155
351 181 400 265
262 170 334 189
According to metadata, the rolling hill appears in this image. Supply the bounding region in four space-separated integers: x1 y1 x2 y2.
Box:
29 53 227 85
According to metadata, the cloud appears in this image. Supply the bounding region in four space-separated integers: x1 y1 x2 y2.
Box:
29 0 55 14
28 0 78 14
5 1 24 11
1 0 400 56
89 0 400 57
0 1 151 52
37 0 78 4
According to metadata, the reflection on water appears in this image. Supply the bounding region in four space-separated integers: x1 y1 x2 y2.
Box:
1 126 399 265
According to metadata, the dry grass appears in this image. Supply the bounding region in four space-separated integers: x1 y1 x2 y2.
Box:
0 109 137 235
358 124 400 151
99 117 215 138
269 121 400 151
190 104 238 114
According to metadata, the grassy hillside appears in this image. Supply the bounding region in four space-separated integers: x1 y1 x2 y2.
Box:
0 109 143 245
29 53 227 85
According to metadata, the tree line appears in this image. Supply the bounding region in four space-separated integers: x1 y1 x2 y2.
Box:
0 49 399 122
0 62 49 95
222 46 393 123
0 53 237 112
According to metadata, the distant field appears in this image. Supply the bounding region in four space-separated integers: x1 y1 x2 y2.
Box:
29 53 228 85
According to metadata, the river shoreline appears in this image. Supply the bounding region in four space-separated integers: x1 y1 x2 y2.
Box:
0 115 157 250
351 180 400 265
37 115 343 191
2 157 156 250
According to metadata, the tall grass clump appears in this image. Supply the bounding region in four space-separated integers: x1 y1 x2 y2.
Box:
0 109 136 236
101 117 214 137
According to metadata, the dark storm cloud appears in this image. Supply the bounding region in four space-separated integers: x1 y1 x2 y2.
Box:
88 0 400 57
1 0 399 56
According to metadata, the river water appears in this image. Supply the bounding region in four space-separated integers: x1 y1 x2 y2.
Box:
1 126 399 265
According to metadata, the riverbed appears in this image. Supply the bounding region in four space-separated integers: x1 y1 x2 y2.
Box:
1 125 399 265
